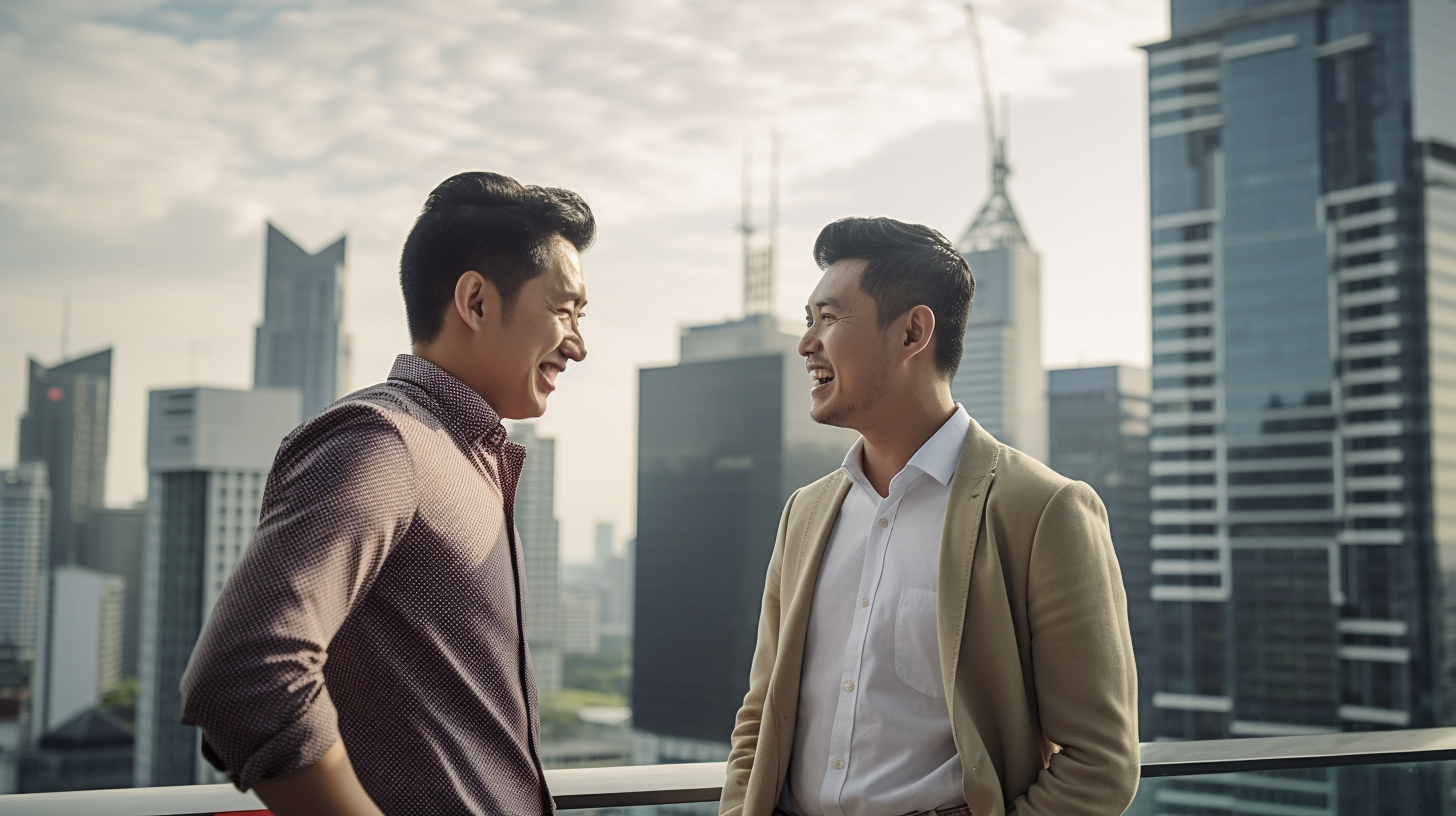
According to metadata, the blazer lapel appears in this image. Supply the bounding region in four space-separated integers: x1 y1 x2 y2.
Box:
936 419 1001 716
772 471 851 791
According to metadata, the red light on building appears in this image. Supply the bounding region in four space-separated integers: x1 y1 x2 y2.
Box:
47 386 64 402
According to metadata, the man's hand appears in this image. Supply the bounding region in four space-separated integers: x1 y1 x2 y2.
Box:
252 740 386 816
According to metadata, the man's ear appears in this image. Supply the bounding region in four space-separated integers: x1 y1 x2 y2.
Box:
901 304 937 363
454 272 503 333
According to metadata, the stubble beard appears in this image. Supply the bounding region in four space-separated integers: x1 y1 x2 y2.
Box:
811 370 889 430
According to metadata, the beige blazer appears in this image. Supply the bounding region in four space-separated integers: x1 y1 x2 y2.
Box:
720 418 1139 816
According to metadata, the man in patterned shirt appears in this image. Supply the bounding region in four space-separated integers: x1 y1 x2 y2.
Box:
181 171 594 816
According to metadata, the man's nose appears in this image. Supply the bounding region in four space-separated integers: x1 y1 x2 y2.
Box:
564 330 587 362
798 328 818 358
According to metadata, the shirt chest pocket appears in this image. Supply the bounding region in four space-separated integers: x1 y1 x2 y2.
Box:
893 587 946 699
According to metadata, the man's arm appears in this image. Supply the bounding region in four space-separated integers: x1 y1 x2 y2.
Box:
1010 480 1140 816
720 489 797 816
180 407 416 803
253 740 385 816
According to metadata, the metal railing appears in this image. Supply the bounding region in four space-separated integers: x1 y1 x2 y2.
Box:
6 727 1456 815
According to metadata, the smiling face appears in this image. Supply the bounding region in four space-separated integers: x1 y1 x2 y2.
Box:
471 235 588 419
798 258 897 430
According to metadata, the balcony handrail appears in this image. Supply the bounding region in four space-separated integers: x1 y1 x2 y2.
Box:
6 727 1456 814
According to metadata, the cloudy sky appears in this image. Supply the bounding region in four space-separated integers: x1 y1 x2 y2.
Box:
0 0 1167 562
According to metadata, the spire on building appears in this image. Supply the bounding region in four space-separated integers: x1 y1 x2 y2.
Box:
740 131 779 317
958 3 1029 254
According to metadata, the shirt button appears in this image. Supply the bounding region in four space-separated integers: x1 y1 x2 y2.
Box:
843 680 855 692
860 597 870 608
878 517 889 529
832 757 845 770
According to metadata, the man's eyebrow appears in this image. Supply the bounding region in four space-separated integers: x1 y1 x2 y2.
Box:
813 297 842 310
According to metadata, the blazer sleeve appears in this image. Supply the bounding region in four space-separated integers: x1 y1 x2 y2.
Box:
1010 480 1140 816
720 488 798 816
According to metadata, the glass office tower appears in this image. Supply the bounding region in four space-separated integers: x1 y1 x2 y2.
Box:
1144 1 1456 812
253 223 350 421
632 315 854 763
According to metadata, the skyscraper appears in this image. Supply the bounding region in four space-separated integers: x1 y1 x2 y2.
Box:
949 100 1045 459
1047 365 1153 738
509 421 562 695
134 386 299 787
633 315 856 763
0 464 49 662
17 348 111 567
253 223 350 421
1143 0 1456 811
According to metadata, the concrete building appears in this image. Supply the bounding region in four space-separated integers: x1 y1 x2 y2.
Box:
254 223 350 421
559 592 600 656
633 314 855 763
17 707 133 793
30 566 123 738
593 521 632 639
950 109 1045 461
1046 365 1153 738
1143 1 1456 812
17 348 111 567
80 505 145 679
0 464 48 663
134 387 300 787
508 422 562 695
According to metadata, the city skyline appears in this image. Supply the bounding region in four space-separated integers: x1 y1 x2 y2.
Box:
0 0 1166 563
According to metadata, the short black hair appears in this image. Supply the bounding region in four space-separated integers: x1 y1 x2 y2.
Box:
400 171 596 342
813 216 975 376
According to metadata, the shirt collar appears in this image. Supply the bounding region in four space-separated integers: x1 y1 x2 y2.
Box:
388 354 509 447
841 404 971 493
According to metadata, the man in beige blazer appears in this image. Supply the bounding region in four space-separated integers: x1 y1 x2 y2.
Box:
721 217 1139 816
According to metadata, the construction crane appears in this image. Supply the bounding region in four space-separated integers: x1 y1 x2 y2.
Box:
958 2 1027 252
740 130 779 317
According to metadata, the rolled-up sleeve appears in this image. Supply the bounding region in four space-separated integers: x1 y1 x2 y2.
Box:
180 405 417 790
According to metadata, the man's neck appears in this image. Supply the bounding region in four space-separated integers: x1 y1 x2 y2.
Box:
856 392 957 498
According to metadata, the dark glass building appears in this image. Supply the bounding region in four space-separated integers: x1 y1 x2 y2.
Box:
17 348 111 567
632 315 853 762
1143 1 1456 812
1047 365 1153 739
253 223 349 421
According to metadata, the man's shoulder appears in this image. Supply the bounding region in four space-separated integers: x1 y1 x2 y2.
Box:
281 381 448 458
981 444 1081 521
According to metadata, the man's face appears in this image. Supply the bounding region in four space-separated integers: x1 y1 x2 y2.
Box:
798 259 895 429
479 237 588 419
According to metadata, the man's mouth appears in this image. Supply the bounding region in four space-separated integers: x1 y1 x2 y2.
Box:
808 367 834 387
539 362 565 385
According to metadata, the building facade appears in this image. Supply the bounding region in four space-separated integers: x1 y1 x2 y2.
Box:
17 348 111 567
30 566 123 738
508 421 563 695
1144 1 1456 812
951 118 1046 461
633 315 855 762
134 387 299 787
253 223 349 421
0 464 48 663
1046 365 1153 738
80 505 145 680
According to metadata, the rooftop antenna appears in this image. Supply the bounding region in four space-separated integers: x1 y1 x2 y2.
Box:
958 2 1028 252
741 130 779 317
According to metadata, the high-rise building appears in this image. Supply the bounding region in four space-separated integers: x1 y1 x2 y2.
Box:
253 223 350 421
1047 365 1153 738
949 16 1045 461
30 566 124 738
633 315 856 763
1143 1 1456 812
593 521 631 639
559 592 601 656
17 348 111 567
80 504 145 679
0 464 49 663
509 421 562 695
134 387 299 787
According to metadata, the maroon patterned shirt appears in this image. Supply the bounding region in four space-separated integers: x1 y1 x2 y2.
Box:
181 354 551 816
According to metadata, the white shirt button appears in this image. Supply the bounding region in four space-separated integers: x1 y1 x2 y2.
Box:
843 680 855 692
860 597 870 608
877 517 889 529
832 757 845 770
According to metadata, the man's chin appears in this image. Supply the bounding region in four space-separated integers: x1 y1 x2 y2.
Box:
809 401 850 428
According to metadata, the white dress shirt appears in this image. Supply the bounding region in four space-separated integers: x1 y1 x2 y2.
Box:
782 406 971 816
